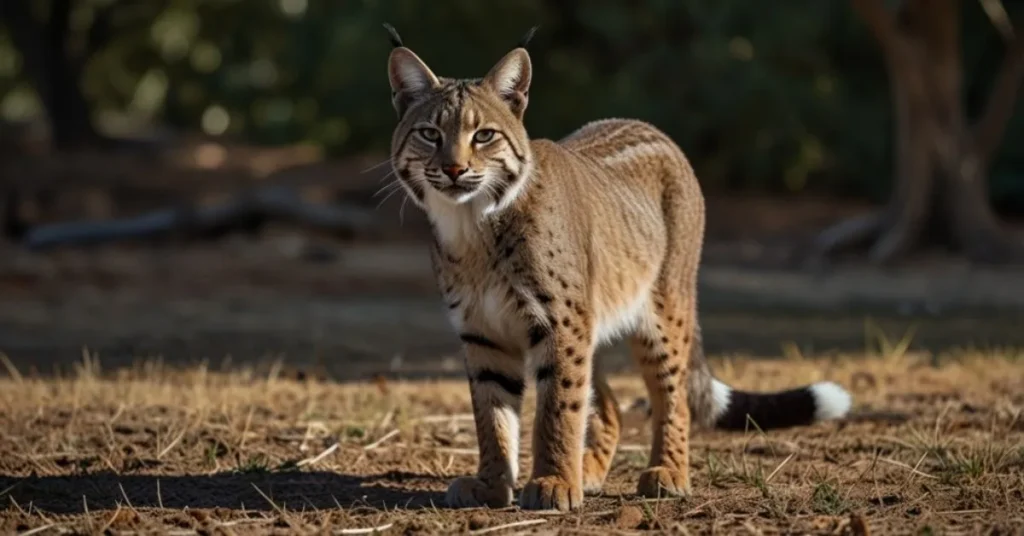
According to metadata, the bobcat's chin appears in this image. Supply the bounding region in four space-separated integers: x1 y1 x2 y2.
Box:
437 184 482 204
430 174 497 205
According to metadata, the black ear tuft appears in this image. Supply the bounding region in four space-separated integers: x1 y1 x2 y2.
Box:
517 26 539 49
383 23 404 48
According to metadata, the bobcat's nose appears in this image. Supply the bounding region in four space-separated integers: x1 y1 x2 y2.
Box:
441 165 468 180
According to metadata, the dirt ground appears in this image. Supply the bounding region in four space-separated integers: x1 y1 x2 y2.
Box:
1 352 1022 534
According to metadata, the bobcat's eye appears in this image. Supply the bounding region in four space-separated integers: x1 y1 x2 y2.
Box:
417 128 441 143
473 129 496 144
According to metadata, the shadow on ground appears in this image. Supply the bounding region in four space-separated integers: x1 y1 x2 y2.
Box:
0 471 447 513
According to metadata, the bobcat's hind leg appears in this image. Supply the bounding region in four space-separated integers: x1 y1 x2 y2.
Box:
582 368 621 495
629 293 696 498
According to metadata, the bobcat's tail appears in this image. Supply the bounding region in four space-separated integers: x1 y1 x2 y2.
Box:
685 325 852 431
706 379 852 431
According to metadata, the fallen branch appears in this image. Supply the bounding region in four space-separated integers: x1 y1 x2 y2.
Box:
21 185 377 250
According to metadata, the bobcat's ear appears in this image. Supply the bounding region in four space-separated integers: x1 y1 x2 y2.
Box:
388 47 439 117
483 48 532 119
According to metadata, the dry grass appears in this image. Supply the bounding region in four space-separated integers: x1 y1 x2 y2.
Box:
1 349 1023 535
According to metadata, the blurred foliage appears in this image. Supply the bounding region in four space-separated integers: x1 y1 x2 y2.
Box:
1 0 1022 201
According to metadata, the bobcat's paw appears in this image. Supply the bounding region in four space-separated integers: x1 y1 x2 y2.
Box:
637 466 691 498
445 476 513 509
519 475 583 511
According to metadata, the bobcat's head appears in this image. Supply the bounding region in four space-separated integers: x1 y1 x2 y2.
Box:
387 32 534 214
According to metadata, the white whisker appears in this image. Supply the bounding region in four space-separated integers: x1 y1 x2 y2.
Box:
372 172 400 199
361 158 393 174
375 168 398 185
399 193 410 224
375 183 404 210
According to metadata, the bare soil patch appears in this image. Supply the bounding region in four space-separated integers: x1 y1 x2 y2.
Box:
2 353 1022 534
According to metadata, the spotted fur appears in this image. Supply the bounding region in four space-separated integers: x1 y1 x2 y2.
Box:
386 41 852 512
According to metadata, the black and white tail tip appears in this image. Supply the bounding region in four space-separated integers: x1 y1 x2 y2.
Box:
710 379 852 431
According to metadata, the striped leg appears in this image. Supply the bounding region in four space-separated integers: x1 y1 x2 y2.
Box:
445 340 523 508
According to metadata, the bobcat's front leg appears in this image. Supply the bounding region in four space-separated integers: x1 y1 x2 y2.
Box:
520 323 593 511
445 339 523 508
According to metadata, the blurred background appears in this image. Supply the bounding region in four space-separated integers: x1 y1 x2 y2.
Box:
1 0 1022 380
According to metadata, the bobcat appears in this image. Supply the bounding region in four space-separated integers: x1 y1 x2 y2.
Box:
385 29 851 511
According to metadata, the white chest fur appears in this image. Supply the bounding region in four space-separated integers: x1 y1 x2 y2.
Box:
427 193 535 350
427 193 484 251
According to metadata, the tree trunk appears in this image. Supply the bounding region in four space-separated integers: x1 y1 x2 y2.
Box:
813 0 1024 264
0 0 99 150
